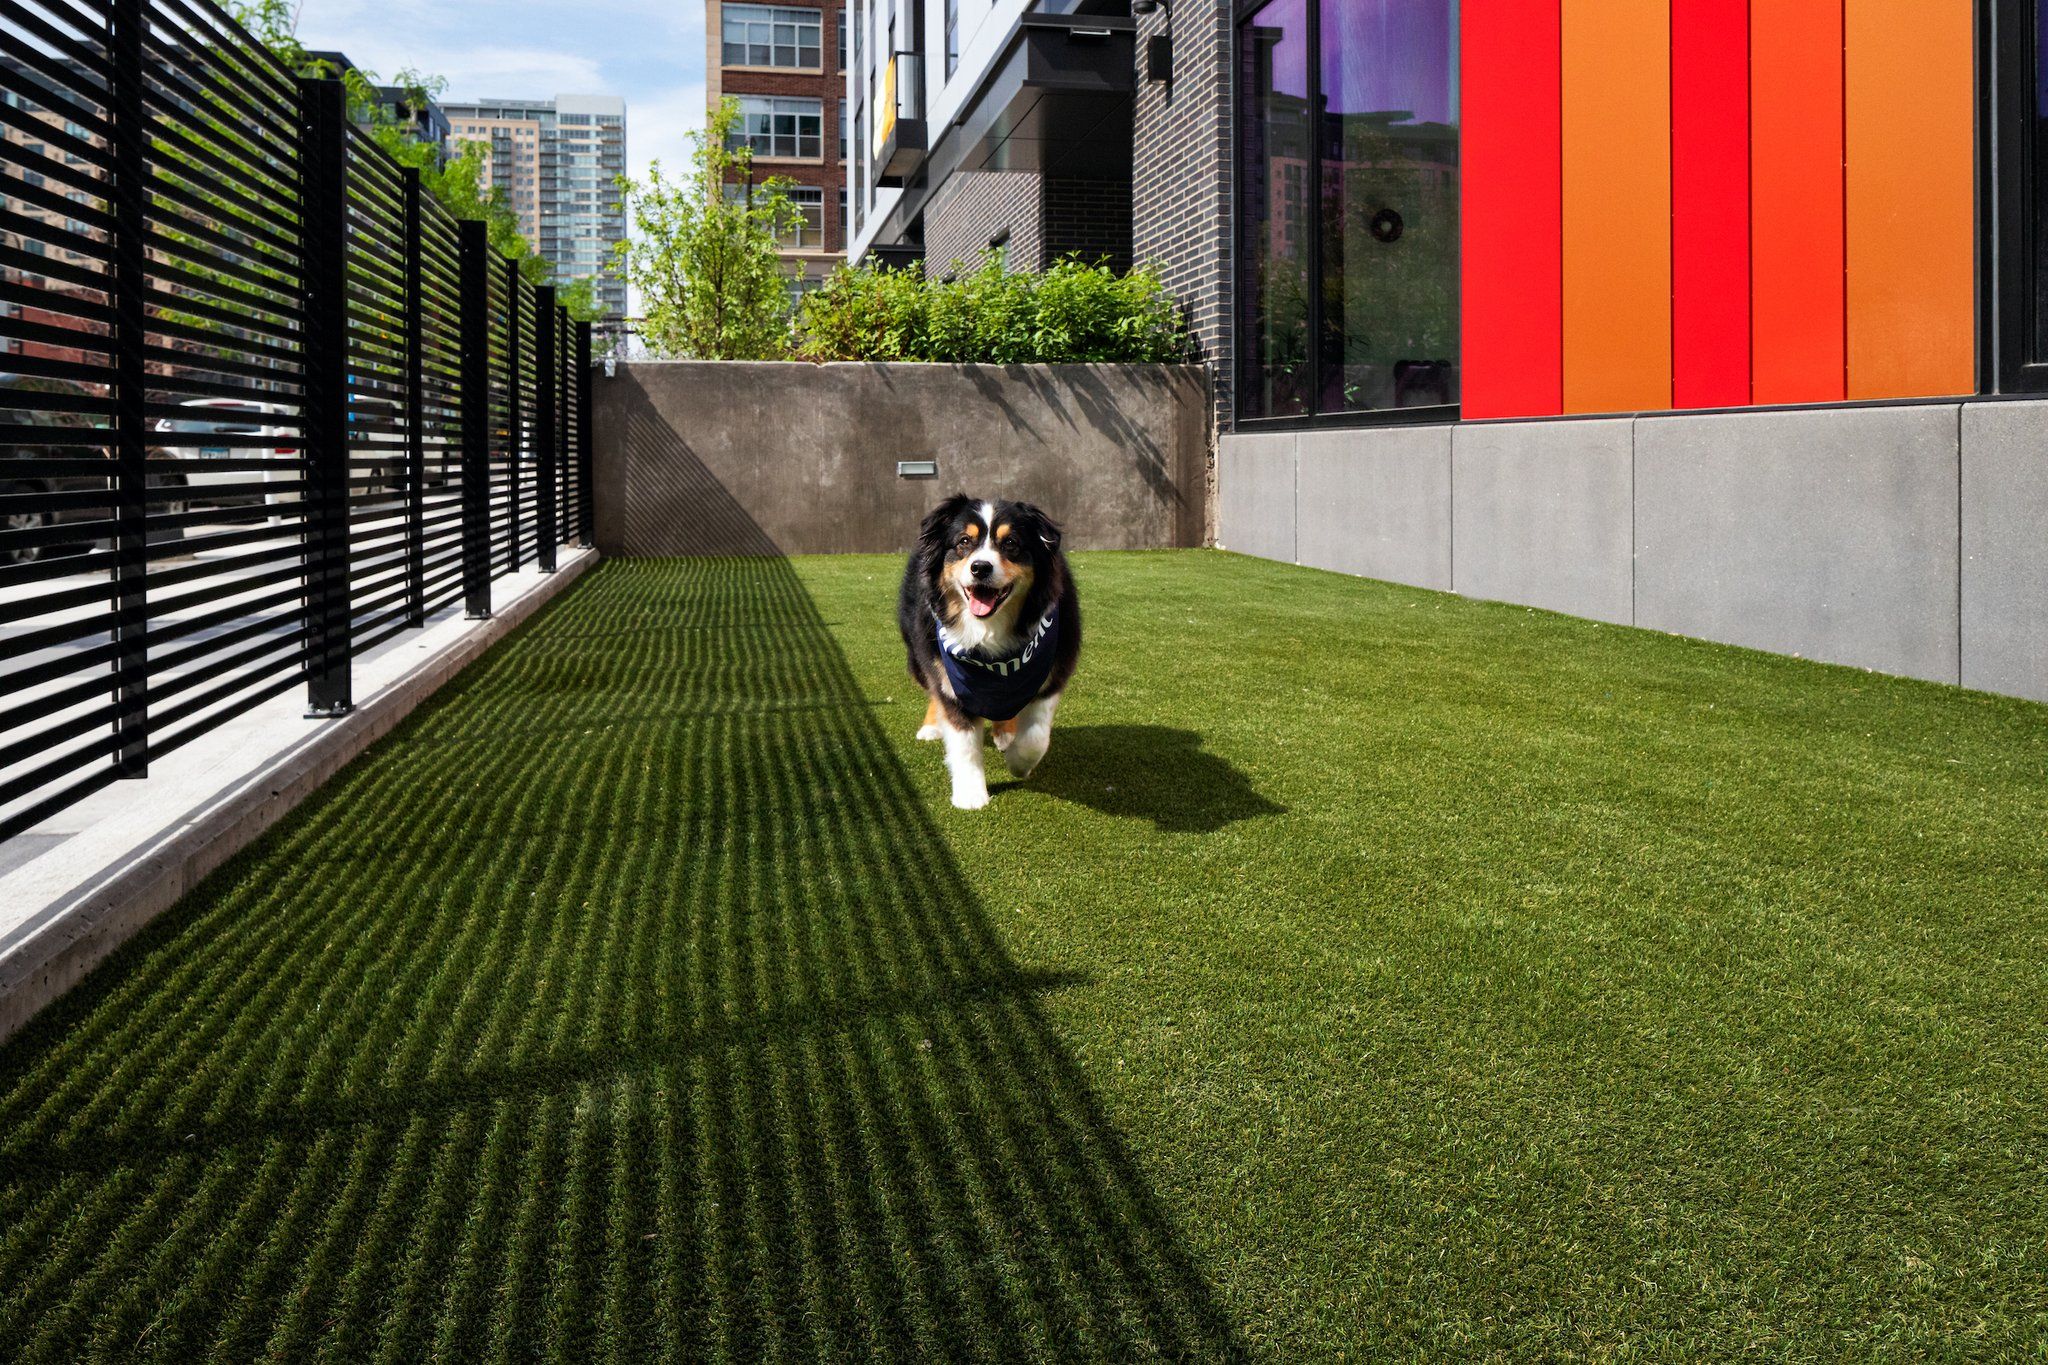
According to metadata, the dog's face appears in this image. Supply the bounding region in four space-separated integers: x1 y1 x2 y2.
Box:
917 494 1062 624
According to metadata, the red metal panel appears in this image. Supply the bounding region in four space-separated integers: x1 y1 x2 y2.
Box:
1460 0 1562 420
1750 0 1844 404
1671 0 1750 409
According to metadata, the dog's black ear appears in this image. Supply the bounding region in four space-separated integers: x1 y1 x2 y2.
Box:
1009 502 1063 553
916 493 976 559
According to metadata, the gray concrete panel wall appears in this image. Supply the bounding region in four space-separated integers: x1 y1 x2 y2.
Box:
1635 405 1961 683
1963 402 2048 701
594 362 1210 556
1451 419 1635 625
1213 398 2048 703
1216 433 1296 563
1295 427 1452 590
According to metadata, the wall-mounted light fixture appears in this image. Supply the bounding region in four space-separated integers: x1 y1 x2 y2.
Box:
1134 0 1173 88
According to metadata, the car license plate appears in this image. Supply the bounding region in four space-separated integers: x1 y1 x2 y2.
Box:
201 446 229 459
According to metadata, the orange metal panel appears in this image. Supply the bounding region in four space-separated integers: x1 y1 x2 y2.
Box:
1561 0 1672 413
1844 0 1975 399
1750 0 1843 404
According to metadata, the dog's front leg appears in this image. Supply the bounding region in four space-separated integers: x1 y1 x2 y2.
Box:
1001 693 1059 779
940 713 989 809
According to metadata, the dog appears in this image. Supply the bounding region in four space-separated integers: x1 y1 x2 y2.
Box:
898 494 1081 810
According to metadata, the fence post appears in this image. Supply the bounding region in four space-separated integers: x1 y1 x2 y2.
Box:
505 260 523 572
403 168 426 627
458 220 492 619
558 313 571 548
108 0 150 775
535 288 558 571
578 322 594 546
299 77 352 718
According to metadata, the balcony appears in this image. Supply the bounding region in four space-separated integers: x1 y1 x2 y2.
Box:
874 50 926 187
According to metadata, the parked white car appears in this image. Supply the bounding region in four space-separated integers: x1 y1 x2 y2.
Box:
152 398 299 509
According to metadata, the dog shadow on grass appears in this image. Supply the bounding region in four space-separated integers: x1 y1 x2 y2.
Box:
1006 724 1287 834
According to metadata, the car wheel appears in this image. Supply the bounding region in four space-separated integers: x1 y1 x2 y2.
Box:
2 481 47 567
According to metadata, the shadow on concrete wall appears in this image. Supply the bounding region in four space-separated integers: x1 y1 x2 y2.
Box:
599 362 1210 556
619 406 784 557
963 365 1190 520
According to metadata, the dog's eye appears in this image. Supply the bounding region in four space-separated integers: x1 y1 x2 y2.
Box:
999 538 1022 558
953 534 973 554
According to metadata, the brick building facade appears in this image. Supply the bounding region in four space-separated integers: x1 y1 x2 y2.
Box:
923 171 1133 277
1132 0 1231 430
708 0 850 295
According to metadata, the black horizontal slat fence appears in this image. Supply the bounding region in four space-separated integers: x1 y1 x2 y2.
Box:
0 0 593 842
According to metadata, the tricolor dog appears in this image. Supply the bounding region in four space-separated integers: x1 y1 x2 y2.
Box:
898 494 1081 809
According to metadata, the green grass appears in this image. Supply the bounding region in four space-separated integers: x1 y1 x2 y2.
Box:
3 550 2046 1362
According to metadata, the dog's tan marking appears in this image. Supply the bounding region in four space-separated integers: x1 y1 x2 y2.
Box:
990 717 1017 743
993 522 1012 546
922 696 940 731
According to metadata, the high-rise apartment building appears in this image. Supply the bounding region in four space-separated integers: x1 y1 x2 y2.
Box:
708 0 848 298
443 95 629 321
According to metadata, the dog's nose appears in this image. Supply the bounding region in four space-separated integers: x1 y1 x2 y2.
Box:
969 559 993 581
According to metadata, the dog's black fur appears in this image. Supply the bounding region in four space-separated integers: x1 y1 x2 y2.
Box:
898 493 1081 731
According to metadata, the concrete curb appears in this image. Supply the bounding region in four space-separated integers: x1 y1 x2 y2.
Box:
0 549 600 1046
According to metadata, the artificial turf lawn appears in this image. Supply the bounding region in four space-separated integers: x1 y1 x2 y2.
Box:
2 551 2046 1361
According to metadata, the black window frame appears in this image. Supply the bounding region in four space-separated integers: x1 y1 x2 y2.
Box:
1988 0 2048 392
1230 0 1461 433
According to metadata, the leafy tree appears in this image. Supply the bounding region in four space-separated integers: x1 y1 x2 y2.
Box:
612 98 802 359
220 0 610 316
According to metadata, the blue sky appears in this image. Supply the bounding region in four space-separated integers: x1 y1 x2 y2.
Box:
294 0 709 188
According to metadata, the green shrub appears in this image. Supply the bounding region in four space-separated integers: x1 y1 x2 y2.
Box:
793 251 1189 364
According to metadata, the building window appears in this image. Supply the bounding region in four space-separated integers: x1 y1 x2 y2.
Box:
838 13 848 69
722 4 823 68
946 0 960 77
786 273 825 309
730 96 824 158
784 186 826 247
839 98 848 160
1994 0 2048 390
1235 0 1460 421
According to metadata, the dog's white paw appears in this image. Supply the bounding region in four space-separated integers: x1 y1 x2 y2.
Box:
950 784 990 811
915 724 942 742
1003 746 1044 780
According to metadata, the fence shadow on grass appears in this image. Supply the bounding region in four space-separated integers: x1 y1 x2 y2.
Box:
0 470 1245 1360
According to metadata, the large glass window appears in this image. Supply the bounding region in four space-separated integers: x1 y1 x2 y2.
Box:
722 4 823 68
1237 0 1459 420
2029 3 2048 366
1237 0 1312 417
729 96 823 159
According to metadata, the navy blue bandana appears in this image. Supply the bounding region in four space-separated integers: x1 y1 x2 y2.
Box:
936 603 1060 722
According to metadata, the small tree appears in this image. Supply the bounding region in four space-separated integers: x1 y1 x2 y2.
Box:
613 98 803 359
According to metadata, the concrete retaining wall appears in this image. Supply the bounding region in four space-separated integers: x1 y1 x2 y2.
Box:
595 362 1211 556
1219 400 2048 702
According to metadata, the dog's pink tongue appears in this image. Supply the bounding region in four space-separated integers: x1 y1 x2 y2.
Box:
968 593 999 618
